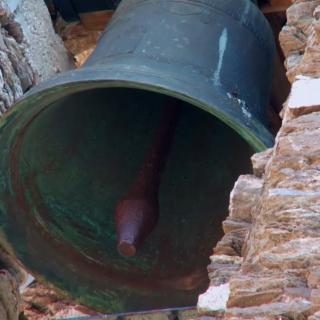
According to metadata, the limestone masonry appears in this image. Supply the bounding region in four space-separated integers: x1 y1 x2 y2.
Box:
198 1 320 319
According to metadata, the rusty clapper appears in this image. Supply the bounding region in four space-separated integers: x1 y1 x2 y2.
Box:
116 99 181 257
0 0 275 313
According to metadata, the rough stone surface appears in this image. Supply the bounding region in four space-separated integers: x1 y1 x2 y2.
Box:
280 0 320 82
14 0 73 82
251 148 273 178
198 284 230 316
207 255 243 288
0 1 34 115
0 1 73 319
198 3 320 315
0 0 72 116
283 76 320 120
21 282 95 320
228 175 263 224
0 270 20 320
198 172 265 317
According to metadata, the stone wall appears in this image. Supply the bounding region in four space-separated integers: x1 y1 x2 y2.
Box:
0 0 72 115
197 1 320 319
280 0 320 82
0 1 72 319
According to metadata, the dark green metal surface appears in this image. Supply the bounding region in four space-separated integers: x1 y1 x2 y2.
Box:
0 0 275 313
65 306 197 319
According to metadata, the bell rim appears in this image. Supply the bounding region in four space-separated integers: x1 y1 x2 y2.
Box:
0 64 273 312
7 66 274 152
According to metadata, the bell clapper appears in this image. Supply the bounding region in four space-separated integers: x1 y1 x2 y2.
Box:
115 98 181 257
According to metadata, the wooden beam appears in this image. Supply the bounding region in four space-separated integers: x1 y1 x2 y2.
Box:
79 10 113 31
261 0 291 14
76 0 292 31
269 0 291 6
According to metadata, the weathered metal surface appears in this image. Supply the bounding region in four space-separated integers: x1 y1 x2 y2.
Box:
65 307 197 320
0 0 275 314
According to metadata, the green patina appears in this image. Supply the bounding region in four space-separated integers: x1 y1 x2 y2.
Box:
0 0 275 313
0 87 255 312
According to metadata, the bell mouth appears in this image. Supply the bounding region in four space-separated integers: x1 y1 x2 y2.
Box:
0 85 254 312
12 63 274 152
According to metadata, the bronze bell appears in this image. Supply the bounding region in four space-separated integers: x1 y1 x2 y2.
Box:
0 0 275 313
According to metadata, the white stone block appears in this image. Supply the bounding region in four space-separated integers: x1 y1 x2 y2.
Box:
197 283 230 315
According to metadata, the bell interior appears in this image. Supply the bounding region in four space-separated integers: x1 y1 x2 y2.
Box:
14 87 253 311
